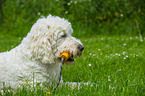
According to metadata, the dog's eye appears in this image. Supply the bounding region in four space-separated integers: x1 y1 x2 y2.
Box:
61 34 66 38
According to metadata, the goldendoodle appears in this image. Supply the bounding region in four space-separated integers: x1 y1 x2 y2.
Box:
0 14 84 88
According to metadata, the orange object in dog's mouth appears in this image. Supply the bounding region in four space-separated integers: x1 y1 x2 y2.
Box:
59 52 74 62
59 55 74 62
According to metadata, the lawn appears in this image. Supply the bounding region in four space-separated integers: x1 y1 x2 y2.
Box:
0 35 144 96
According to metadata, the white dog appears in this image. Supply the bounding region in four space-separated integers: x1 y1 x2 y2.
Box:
0 15 84 88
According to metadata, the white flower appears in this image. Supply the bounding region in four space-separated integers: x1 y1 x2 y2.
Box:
135 36 138 39
37 12 41 15
68 3 71 5
140 39 143 42
120 14 124 17
98 49 101 51
65 11 68 14
123 52 126 55
123 43 126 46
124 57 126 59
93 54 96 56
108 79 111 81
126 56 128 58
1 90 4 93
18 37 21 40
116 69 121 73
1 90 4 95
89 64 91 66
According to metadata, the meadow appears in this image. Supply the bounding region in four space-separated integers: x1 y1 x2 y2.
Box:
0 0 145 95
0 35 145 95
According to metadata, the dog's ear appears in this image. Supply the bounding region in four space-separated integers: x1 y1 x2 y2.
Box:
29 24 55 64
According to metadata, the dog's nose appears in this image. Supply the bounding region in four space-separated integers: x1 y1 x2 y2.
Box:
78 45 84 51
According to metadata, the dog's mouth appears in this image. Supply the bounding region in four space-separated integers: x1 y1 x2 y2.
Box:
58 50 83 64
59 55 74 62
58 54 75 64
67 55 74 62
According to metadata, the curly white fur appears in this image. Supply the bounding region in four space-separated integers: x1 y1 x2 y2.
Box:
0 15 83 88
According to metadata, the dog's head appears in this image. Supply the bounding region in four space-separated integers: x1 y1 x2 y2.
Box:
28 15 84 64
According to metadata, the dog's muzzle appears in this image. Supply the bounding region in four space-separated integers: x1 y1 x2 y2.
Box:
77 44 84 57
78 45 84 52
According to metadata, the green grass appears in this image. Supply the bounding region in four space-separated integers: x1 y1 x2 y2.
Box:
0 35 145 96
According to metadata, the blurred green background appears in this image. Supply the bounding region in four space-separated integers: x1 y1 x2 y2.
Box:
0 0 145 38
